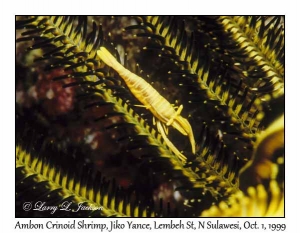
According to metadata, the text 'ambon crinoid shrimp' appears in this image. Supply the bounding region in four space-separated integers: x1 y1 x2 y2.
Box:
97 47 195 162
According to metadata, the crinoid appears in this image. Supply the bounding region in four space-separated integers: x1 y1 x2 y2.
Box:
16 16 284 217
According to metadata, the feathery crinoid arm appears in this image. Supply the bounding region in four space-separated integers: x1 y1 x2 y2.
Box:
16 16 284 217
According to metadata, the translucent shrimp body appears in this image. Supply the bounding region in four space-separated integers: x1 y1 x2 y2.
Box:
97 47 195 162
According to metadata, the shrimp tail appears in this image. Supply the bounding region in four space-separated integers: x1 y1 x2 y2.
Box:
97 47 123 72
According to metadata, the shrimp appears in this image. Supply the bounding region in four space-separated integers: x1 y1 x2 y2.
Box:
97 47 195 162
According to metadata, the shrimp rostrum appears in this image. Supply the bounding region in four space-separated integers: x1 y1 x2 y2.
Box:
97 47 195 162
